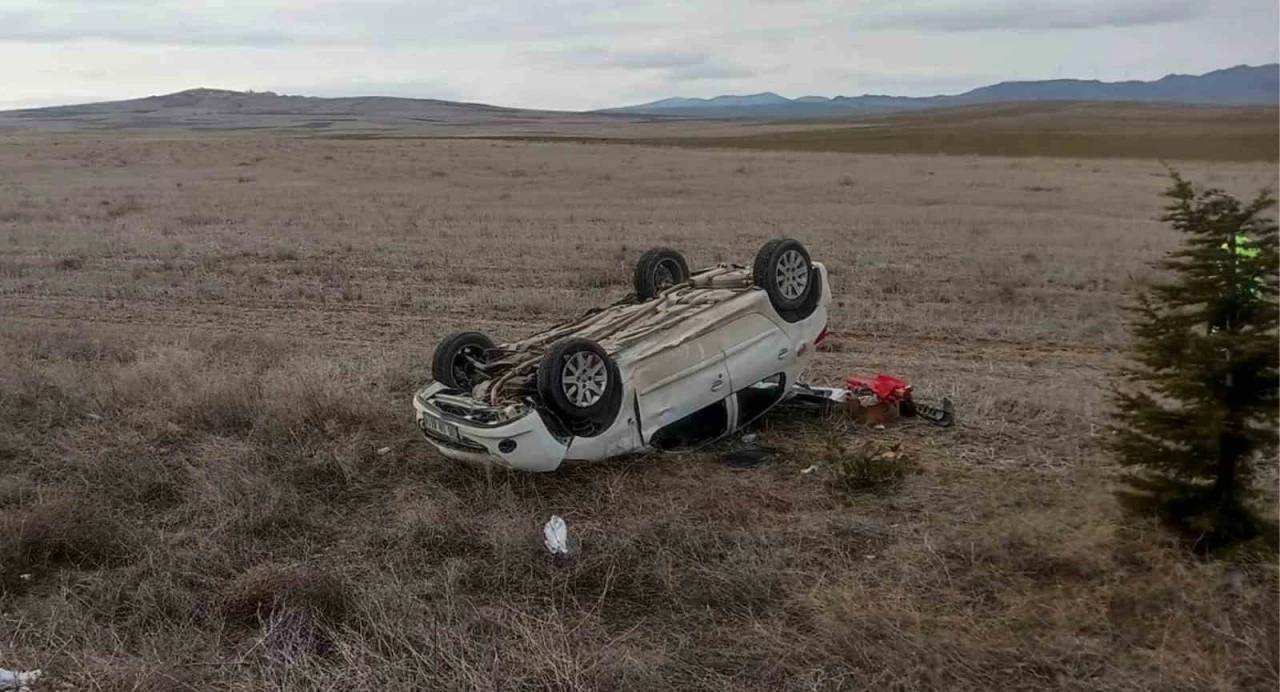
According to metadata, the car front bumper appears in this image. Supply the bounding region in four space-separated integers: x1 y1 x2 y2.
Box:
412 382 569 472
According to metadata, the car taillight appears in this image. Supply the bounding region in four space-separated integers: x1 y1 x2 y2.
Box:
814 326 830 346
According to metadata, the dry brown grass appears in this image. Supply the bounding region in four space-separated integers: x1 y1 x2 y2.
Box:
0 132 1276 690
622 103 1279 162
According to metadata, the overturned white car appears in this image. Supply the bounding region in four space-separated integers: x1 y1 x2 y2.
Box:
413 238 831 471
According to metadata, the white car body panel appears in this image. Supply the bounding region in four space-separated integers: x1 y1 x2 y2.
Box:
562 382 643 461
414 381 568 471
414 262 832 472
631 331 729 441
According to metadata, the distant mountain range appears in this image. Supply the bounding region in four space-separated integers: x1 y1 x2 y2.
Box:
600 64 1280 119
1 64 1274 131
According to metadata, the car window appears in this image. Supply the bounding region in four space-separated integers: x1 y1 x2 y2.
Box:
735 373 786 428
649 400 729 450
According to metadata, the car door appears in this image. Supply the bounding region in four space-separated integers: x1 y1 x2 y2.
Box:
715 312 795 395
632 332 730 444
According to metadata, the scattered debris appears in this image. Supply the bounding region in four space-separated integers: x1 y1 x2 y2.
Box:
543 515 570 556
84 412 102 422
845 374 910 425
845 374 955 427
907 397 955 427
376 446 391 456
800 464 818 474
0 668 41 692
740 433 758 445
782 384 849 415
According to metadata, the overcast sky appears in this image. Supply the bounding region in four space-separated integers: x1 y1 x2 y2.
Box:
1 0 1276 111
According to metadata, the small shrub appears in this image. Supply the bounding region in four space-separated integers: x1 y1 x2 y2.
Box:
995 281 1019 304
880 273 908 296
1022 185 1062 193
181 374 263 437
105 197 145 219
55 256 84 271
825 439 917 494
220 561 350 628
0 495 131 588
269 247 299 262
839 176 855 187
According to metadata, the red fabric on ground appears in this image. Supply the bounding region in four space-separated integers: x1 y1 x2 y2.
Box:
845 374 912 404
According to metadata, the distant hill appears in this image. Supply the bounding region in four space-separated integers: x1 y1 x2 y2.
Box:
0 87 626 131
602 64 1280 119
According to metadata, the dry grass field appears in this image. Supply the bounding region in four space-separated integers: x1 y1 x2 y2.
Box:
1 132 1277 690
627 103 1280 161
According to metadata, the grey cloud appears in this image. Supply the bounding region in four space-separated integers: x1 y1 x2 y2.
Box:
0 0 666 46
861 0 1203 31
534 44 753 82
538 45 711 69
0 9 329 45
592 49 712 70
0 0 1205 48
666 62 756 82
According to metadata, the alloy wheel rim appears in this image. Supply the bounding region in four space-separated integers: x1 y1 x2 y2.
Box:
561 351 608 407
775 249 809 300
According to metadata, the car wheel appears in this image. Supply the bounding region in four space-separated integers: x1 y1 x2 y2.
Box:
537 338 623 436
753 238 812 312
633 247 690 301
431 331 496 391
775 267 822 323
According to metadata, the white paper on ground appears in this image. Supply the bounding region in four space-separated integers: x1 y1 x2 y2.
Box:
0 668 42 692
543 515 570 555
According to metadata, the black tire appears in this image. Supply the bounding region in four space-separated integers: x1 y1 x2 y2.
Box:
537 338 622 436
633 247 690 301
776 267 823 323
753 238 813 312
431 331 496 391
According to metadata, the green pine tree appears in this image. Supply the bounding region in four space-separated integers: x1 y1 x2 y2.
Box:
1110 171 1278 551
